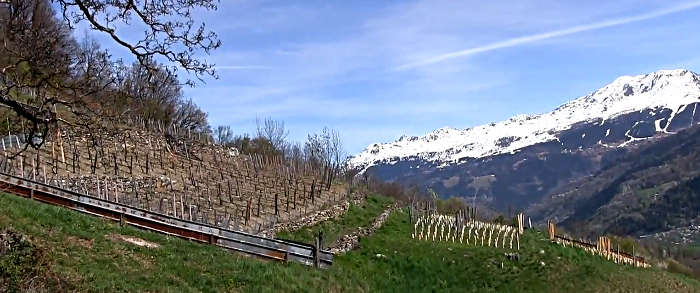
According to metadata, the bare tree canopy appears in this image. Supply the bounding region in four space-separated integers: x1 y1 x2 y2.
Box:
0 0 220 151
255 116 289 153
0 0 78 149
213 125 234 145
173 97 209 133
54 0 221 85
302 126 346 170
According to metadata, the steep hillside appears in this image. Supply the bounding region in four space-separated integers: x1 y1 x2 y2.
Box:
530 124 700 237
0 121 348 234
3 193 699 293
347 69 700 214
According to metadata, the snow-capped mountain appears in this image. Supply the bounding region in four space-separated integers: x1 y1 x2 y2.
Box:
348 69 700 173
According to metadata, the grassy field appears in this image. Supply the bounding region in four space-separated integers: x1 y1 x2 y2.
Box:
276 194 394 246
2 193 700 293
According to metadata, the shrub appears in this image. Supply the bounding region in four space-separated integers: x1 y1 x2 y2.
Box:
0 229 66 293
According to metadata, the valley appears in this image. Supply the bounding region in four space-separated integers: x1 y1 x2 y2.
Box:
4 0 700 290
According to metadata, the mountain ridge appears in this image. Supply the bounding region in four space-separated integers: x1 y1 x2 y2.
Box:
348 69 700 173
345 68 700 240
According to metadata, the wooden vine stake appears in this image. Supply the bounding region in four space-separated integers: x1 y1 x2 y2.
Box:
31 157 35 181
115 180 120 203
274 192 279 216
517 213 524 234
56 126 65 163
547 220 555 241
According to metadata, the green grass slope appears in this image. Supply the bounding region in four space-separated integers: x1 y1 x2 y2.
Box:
276 194 393 246
1 193 699 293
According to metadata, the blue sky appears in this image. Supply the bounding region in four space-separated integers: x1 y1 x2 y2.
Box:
71 0 700 155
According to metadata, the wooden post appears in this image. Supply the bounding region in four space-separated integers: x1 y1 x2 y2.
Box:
310 180 315 204
518 213 524 234
180 194 185 220
314 231 321 268
319 230 324 251
246 198 251 224
57 127 65 164
285 180 291 212
293 181 298 209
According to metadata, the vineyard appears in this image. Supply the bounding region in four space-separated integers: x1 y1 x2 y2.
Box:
0 119 350 235
409 202 650 269
412 211 523 250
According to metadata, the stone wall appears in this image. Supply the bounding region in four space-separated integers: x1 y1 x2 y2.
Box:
327 204 400 254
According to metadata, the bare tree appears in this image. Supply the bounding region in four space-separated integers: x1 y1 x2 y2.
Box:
304 132 325 170
287 140 305 168
321 126 332 165
0 0 79 150
311 126 346 168
119 59 181 123
0 0 220 151
55 0 221 86
213 125 234 145
327 127 347 169
173 97 210 133
255 116 289 154
73 30 114 98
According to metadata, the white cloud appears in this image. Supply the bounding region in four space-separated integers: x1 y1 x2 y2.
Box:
216 66 273 70
394 0 700 70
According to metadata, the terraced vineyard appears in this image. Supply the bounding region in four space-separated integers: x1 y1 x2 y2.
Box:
0 120 349 234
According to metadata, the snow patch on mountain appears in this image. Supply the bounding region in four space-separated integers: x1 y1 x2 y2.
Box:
348 69 700 171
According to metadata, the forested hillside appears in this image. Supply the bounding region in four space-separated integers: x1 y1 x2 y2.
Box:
0 0 214 140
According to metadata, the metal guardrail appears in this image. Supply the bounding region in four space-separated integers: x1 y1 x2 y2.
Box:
0 172 334 268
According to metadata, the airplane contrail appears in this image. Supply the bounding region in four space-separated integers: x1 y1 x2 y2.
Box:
215 65 272 70
395 1 700 70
